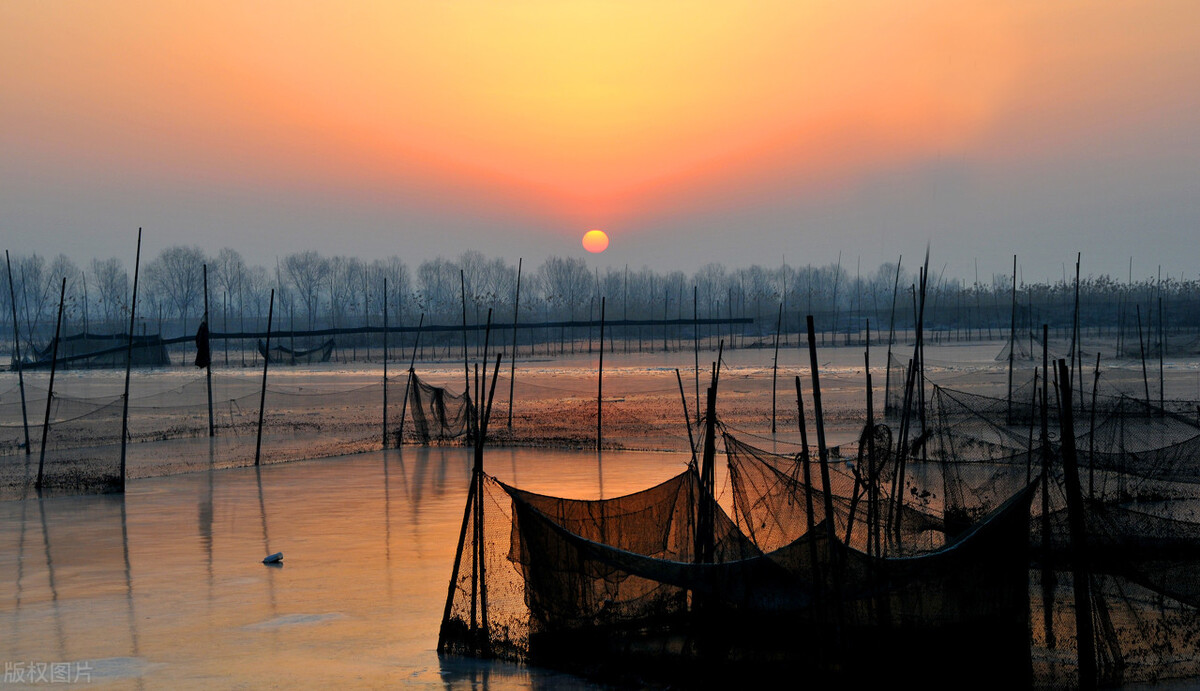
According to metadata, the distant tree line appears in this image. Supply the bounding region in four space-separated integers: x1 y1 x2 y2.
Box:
4 247 1200 362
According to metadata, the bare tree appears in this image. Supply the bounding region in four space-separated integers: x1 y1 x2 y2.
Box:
282 251 331 330
89 257 129 331
144 246 206 334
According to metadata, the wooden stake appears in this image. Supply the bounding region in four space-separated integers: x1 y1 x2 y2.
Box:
1137 304 1150 407
795 376 815 534
203 264 214 437
771 302 782 434
1089 351 1101 500
1056 358 1097 690
693 285 700 423
508 257 522 429
1008 255 1017 422
254 289 274 467
119 229 142 486
397 313 422 444
35 277 66 491
382 278 388 448
598 296 605 451
1040 323 1055 651
676 368 697 467
884 256 901 416
806 315 837 545
4 250 31 455
461 269 469 396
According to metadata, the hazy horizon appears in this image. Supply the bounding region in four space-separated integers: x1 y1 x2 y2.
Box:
4 2 1198 284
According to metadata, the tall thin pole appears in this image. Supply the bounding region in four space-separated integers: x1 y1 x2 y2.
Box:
806 315 837 545
676 368 697 466
795 376 815 534
461 269 469 395
771 302 782 434
693 285 700 423
119 229 142 486
1008 255 1017 422
598 297 605 451
508 257 522 428
382 278 388 448
1040 324 1055 651
1056 358 1097 690
1089 352 1101 500
35 278 66 491
254 290 274 466
1072 253 1082 401
5 250 31 455
884 256 901 416
398 313 422 444
1137 304 1151 407
203 264 214 437
1159 295 1165 411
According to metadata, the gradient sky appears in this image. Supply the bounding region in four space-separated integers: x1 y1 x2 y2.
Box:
3 1 1198 283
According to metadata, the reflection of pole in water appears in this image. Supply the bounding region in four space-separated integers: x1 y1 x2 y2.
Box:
15 498 29 641
596 450 604 501
119 497 142 661
37 498 66 658
201 438 216 596
382 449 394 600
255 465 278 613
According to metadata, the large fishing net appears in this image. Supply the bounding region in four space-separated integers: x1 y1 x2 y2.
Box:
439 411 1037 686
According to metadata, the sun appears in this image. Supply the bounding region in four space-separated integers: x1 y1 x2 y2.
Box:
582 229 609 253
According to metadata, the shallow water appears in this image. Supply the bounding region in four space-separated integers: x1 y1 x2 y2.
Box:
0 447 703 689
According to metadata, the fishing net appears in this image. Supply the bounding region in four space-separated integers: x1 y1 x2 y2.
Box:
439 435 1036 686
256 338 335 364
405 372 474 445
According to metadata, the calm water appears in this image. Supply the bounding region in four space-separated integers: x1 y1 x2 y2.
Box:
0 446 707 689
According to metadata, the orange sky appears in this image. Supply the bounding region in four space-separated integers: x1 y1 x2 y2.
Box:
3 1 1199 276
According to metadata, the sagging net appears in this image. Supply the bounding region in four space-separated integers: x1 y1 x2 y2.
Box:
405 372 474 445
439 417 1037 686
256 338 335 364
724 431 946 556
925 378 1200 686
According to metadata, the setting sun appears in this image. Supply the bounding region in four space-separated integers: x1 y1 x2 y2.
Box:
582 229 609 253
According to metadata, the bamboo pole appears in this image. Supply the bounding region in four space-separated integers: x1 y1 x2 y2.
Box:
254 290 274 466
460 269 469 396
697 384 717 565
598 296 605 451
1137 304 1150 407
382 278 388 448
864 320 876 556
1159 295 1165 412
1089 352 1101 500
119 229 142 486
795 376 815 534
1008 255 1017 422
203 264 214 437
35 278 66 491
397 314 422 444
694 285 700 423
675 368 697 467
1056 358 1097 690
5 250 31 455
771 302 782 434
436 467 477 654
884 256 901 417
1040 324 1056 651
806 315 836 544
508 257 522 428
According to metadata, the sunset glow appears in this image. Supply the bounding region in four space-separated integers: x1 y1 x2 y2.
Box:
3 1 1199 276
